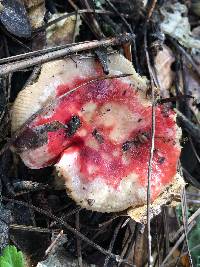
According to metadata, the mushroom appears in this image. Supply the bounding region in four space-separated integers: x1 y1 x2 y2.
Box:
11 53 182 213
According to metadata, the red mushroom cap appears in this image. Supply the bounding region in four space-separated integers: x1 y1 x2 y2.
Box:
11 53 181 212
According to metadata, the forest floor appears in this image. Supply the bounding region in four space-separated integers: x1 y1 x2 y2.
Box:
0 0 200 266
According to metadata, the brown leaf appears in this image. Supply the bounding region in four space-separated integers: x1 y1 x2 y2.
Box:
184 64 200 119
23 0 45 29
46 13 82 47
154 45 175 98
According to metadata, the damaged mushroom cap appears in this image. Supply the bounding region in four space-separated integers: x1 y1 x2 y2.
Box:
11 53 182 213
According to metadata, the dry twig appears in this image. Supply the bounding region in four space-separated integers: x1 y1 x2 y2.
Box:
0 34 134 76
160 221 196 267
181 188 193 266
45 230 64 256
75 212 83 267
3 197 135 267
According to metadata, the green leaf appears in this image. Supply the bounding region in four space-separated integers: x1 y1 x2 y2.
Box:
0 258 12 267
0 246 25 267
176 205 200 265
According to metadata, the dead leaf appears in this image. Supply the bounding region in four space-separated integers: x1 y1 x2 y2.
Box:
154 45 175 98
160 3 200 50
192 26 200 65
127 174 185 224
191 0 200 17
46 13 82 47
0 0 31 38
184 64 200 119
23 0 45 29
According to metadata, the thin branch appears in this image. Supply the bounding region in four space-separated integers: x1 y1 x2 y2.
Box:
10 224 54 233
187 199 200 204
146 0 158 22
50 206 82 228
175 108 200 142
103 219 124 267
163 208 169 258
182 167 200 189
170 38 200 77
189 136 200 164
118 229 135 267
81 0 104 38
104 0 135 64
36 9 131 33
22 66 41 88
99 215 128 228
144 26 156 267
104 0 133 34
75 212 83 267
160 220 196 267
0 34 135 76
3 197 135 267
13 180 49 196
45 230 64 256
171 206 200 243
72 10 79 43
181 188 193 266
68 0 103 39
157 94 193 104
0 42 75 64
143 1 160 265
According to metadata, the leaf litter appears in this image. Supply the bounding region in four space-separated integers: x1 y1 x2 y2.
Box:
0 0 200 266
